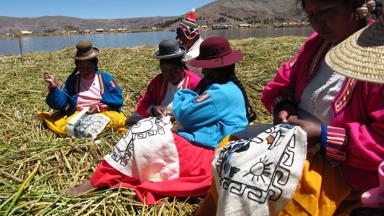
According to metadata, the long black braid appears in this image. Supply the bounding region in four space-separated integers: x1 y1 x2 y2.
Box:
231 74 257 122
193 64 257 123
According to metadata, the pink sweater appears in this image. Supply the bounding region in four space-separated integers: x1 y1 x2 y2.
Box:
76 76 102 109
136 69 201 118
261 33 384 190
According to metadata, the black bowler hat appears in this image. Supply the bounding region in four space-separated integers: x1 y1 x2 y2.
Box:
153 39 185 59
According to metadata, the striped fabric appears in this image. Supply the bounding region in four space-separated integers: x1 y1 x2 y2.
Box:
98 74 105 95
109 80 116 89
181 76 190 89
181 18 197 28
325 125 348 161
178 10 200 39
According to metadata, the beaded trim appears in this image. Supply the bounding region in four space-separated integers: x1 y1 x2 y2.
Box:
333 78 357 114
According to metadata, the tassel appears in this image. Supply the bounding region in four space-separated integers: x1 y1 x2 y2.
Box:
366 0 376 12
356 4 369 19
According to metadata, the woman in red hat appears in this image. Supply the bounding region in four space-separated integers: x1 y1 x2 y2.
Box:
67 36 256 204
38 40 126 138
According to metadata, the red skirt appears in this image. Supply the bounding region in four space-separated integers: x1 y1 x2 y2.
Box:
90 132 214 204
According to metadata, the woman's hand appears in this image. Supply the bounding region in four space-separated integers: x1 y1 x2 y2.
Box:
273 102 297 125
152 106 172 117
287 116 321 147
43 72 58 88
87 105 99 114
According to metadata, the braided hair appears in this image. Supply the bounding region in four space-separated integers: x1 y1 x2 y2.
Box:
193 64 257 123
231 73 257 122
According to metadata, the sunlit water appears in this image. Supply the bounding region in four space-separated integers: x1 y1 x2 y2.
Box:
0 27 313 55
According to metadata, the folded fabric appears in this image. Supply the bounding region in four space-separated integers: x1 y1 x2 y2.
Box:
361 161 384 208
104 116 180 181
36 110 126 138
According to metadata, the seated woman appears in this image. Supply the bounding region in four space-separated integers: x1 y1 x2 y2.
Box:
67 36 256 204
38 40 126 138
326 9 384 211
196 0 384 215
126 39 201 124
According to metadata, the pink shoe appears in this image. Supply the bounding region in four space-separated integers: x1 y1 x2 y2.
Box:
361 161 384 208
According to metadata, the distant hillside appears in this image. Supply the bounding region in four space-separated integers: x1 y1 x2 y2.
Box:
0 16 180 34
0 0 305 34
196 0 305 25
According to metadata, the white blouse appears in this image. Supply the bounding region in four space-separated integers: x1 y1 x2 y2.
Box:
298 58 346 124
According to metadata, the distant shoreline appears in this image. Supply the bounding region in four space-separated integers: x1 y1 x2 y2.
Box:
0 27 313 56
0 23 310 39
0 28 166 39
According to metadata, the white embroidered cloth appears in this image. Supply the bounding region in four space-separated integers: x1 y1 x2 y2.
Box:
66 107 111 139
213 124 307 216
104 116 180 182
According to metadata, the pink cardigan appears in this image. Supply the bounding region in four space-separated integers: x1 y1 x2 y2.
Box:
136 69 201 118
261 33 384 190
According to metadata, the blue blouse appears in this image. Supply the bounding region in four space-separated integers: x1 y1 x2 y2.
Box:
173 81 248 149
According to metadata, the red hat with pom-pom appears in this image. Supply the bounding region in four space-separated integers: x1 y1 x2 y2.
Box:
178 9 200 39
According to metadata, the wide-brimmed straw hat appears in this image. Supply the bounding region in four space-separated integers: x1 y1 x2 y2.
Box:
189 36 243 68
153 39 185 59
325 21 384 84
71 40 99 60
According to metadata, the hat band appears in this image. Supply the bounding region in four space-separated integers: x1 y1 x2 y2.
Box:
159 48 183 56
199 48 232 60
182 19 197 28
72 47 99 60
77 48 96 57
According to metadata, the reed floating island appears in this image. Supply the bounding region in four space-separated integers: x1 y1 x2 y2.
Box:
0 36 305 215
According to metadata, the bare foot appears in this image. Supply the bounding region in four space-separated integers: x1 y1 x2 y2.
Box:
66 180 95 196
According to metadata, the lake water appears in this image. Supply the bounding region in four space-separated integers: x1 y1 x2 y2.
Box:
0 27 313 55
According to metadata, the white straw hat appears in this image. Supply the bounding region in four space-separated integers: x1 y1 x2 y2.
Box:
325 21 384 84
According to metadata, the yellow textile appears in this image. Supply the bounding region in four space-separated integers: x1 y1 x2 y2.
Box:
196 135 358 216
37 111 126 137
279 153 352 216
217 135 238 149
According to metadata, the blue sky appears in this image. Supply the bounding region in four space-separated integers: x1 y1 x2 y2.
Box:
0 0 214 19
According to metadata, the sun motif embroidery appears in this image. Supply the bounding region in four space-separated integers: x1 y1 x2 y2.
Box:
243 155 273 183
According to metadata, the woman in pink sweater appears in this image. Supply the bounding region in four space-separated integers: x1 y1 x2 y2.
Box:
126 39 201 124
261 0 384 214
196 0 383 215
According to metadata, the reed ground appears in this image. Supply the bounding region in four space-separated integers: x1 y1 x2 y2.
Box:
0 36 306 215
